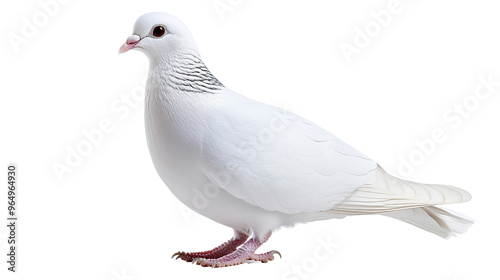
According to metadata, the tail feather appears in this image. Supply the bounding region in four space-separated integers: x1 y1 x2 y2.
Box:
381 206 474 238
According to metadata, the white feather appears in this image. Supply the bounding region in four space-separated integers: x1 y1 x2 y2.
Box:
381 206 474 238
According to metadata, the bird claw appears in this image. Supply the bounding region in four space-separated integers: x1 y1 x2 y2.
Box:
171 252 180 259
172 251 194 261
271 250 282 259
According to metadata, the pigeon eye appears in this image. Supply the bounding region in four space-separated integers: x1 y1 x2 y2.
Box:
152 25 166 37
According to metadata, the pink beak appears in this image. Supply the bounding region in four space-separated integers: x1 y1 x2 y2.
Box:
119 35 141 54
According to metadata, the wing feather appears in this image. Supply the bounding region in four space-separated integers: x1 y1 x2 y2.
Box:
329 166 472 214
201 98 377 214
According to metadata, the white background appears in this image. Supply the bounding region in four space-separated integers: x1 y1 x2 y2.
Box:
1 0 499 279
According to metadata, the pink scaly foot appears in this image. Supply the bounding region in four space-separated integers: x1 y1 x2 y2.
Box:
192 232 281 268
172 231 248 262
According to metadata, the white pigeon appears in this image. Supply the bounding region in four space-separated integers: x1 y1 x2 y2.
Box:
119 12 473 267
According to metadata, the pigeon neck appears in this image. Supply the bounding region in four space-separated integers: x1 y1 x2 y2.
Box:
152 50 224 94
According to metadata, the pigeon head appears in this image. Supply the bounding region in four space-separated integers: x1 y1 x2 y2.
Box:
119 12 199 60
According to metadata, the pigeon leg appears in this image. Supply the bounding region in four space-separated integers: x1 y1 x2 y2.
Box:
172 231 248 262
193 232 281 267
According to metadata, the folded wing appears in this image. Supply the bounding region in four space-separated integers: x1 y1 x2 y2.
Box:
201 97 377 214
